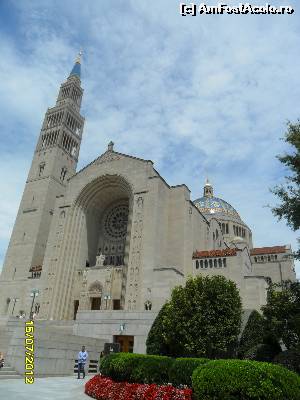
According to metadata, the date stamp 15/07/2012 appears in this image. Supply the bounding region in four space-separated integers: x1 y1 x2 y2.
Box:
24 320 35 384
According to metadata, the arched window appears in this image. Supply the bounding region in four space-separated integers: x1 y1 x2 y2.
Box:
226 224 229 234
145 301 152 311
223 258 227 267
200 260 203 268
204 260 208 268
196 260 199 269
209 259 213 268
214 259 217 268
218 258 222 268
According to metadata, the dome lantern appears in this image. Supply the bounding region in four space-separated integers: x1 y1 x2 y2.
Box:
204 178 213 198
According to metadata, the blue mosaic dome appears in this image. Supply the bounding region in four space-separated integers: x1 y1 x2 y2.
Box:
194 196 241 219
193 180 241 220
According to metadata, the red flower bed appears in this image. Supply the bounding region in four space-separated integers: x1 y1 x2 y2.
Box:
85 375 193 400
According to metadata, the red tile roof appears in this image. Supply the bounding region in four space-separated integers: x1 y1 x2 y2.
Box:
250 246 286 256
193 249 237 259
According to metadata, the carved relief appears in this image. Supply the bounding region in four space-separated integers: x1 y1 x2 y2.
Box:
126 195 144 310
94 152 121 166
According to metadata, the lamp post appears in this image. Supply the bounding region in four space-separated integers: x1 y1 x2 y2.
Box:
11 298 19 316
104 294 111 310
29 289 39 319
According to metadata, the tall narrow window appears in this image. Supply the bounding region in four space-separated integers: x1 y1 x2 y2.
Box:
60 167 67 181
39 163 45 177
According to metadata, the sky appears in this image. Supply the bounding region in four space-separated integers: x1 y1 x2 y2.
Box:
0 0 299 277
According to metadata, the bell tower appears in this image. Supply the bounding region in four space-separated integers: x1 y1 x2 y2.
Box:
0 53 85 287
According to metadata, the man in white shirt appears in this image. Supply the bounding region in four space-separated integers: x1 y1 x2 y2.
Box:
77 345 88 379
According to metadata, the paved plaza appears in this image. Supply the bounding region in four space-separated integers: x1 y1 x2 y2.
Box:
0 376 91 400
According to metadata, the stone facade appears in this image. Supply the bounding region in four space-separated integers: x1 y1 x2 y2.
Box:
0 58 296 356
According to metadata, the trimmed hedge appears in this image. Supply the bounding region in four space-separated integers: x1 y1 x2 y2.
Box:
169 357 209 387
99 353 146 382
99 353 209 387
192 359 300 400
131 355 174 384
99 353 174 384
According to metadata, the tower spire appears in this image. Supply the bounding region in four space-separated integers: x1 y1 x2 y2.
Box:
69 50 82 79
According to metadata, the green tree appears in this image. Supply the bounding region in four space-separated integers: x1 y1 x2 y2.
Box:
238 310 265 358
262 281 300 349
147 275 242 358
146 303 170 355
271 121 300 259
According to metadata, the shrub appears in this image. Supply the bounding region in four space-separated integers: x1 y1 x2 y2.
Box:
85 375 193 400
169 357 209 387
99 353 174 384
130 355 174 385
192 359 300 400
273 347 300 375
238 310 265 358
146 303 170 355
99 353 146 382
244 343 280 362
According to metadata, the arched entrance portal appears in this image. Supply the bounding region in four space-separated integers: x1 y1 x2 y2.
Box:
74 174 133 313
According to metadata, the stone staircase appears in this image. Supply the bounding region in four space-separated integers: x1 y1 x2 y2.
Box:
0 364 22 379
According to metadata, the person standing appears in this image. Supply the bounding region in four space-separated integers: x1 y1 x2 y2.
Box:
77 345 88 379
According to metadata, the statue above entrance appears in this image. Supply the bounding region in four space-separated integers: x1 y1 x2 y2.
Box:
96 253 106 267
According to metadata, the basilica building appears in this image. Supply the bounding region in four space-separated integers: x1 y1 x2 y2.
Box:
0 55 296 355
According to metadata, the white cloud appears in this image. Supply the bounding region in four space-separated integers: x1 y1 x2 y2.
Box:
0 0 299 276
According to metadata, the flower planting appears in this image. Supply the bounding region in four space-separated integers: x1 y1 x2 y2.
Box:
85 375 193 400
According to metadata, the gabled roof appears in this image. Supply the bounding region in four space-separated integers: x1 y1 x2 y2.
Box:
69 150 153 181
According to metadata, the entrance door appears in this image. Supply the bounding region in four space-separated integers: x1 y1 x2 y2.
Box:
91 297 101 310
114 335 134 353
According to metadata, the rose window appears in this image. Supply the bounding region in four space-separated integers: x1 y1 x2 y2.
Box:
104 205 129 240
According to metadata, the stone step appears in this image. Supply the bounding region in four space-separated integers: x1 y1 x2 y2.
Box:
0 370 20 375
1 366 15 371
0 374 22 379
0 363 21 379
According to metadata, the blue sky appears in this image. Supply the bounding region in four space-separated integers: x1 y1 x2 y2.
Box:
0 0 299 277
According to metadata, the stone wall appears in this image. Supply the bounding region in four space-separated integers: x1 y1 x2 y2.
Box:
5 322 104 377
